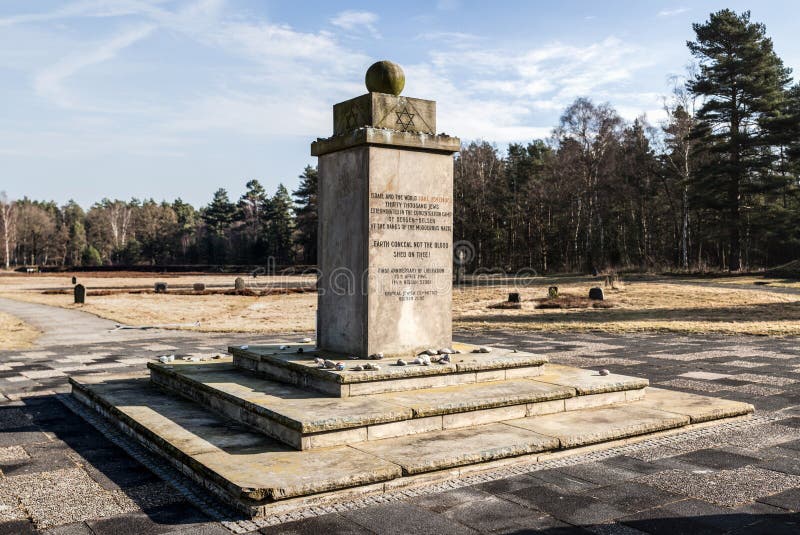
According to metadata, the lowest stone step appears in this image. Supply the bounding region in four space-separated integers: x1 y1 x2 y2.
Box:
69 372 753 518
228 342 548 396
149 358 648 449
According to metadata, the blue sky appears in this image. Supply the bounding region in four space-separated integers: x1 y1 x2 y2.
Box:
1 0 799 208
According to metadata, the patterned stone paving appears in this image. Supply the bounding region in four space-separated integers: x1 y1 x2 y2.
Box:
1 327 799 533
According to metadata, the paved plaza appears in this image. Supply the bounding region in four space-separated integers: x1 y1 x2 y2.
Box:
0 299 799 534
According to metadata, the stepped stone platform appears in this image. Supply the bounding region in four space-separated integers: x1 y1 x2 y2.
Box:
69 342 754 518
229 342 548 396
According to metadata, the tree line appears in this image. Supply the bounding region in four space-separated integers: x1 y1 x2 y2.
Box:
0 168 318 269
1 10 798 273
455 10 800 273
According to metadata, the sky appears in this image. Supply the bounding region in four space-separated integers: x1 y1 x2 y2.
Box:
1 0 799 208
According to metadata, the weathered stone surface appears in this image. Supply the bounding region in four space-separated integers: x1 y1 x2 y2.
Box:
333 93 434 136
149 360 413 433
229 344 547 386
637 387 754 423
534 364 648 395
365 60 405 96
381 379 574 417
70 374 401 501
505 405 689 448
352 423 558 475
311 128 460 157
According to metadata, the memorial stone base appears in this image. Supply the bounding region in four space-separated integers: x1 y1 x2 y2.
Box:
68 62 754 518
69 341 753 518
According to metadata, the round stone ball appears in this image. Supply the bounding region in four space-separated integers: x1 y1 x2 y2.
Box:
365 61 405 95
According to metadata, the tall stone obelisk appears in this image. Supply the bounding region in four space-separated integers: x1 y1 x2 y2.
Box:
312 61 460 358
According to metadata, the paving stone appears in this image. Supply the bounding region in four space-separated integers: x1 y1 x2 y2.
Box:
722 360 769 369
639 466 800 507
0 467 131 529
0 427 49 448
776 437 800 451
259 512 372 534
619 498 745 534
506 484 626 525
0 408 34 429
0 445 29 464
439 493 550 532
85 502 212 535
556 461 642 486
42 522 95 534
340 502 478 535
587 523 650 535
526 467 599 492
666 448 761 471
584 481 684 514
757 486 800 511
0 519 38 534
109 481 185 512
471 473 540 495
729 514 800 535
0 442 76 477
407 486 490 513
603 455 664 475
656 378 728 392
733 373 797 386
775 416 800 428
679 371 732 380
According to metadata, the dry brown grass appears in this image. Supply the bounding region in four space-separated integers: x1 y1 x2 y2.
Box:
2 272 799 335
453 279 800 335
0 312 40 349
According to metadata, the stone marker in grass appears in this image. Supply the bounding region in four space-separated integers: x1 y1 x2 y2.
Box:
74 284 85 304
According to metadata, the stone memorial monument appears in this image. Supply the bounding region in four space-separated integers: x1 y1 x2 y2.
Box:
312 60 459 358
67 60 754 520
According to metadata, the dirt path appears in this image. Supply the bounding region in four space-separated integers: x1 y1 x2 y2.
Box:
0 297 194 347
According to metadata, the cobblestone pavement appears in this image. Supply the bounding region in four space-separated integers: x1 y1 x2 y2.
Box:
1 317 799 533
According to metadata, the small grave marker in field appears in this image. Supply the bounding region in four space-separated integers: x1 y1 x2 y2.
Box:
74 284 85 304
589 287 604 300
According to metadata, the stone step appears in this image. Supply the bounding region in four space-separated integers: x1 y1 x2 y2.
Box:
68 373 402 516
69 372 753 518
228 342 548 397
148 358 648 450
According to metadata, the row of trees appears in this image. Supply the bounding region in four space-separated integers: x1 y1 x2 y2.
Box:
1 10 798 273
455 10 800 273
0 168 318 269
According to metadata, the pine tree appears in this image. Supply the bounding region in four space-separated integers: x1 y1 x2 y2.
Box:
267 184 294 265
237 180 269 263
687 9 793 270
292 166 318 265
202 189 235 263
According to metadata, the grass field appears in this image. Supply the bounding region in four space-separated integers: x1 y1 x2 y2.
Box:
1 271 799 335
0 311 39 350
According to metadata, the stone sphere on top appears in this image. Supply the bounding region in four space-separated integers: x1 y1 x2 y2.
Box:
365 60 405 96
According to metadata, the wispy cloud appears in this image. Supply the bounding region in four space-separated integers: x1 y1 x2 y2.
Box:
330 10 381 39
658 7 690 17
34 24 156 109
408 36 656 141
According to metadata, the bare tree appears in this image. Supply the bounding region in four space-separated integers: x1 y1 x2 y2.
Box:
0 192 16 269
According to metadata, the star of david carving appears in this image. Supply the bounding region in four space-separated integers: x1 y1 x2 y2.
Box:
395 107 415 132
344 107 359 130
